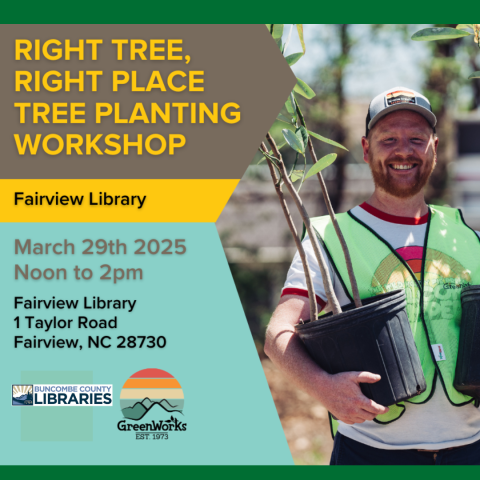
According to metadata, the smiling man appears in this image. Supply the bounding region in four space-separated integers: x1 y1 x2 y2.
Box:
264 87 480 465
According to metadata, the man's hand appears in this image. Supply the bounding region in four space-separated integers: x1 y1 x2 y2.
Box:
318 371 389 424
264 295 389 426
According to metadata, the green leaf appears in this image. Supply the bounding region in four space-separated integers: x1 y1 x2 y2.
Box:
307 130 348 151
282 128 305 154
265 24 272 32
468 71 480 79
305 154 337 179
276 114 294 125
296 24 305 54
285 92 297 119
285 52 303 66
296 126 308 150
456 24 474 31
272 24 284 40
291 169 304 182
294 77 315 99
411 27 472 41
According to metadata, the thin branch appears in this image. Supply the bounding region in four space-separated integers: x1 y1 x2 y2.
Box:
296 151 307 194
261 142 318 322
283 24 294 54
296 103 362 309
266 133 342 315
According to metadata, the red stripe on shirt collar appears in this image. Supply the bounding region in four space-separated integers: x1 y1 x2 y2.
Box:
359 202 428 225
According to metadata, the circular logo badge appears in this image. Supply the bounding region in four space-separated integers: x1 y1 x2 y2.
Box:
120 368 184 421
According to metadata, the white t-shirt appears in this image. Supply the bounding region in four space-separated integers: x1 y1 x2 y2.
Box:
283 202 480 450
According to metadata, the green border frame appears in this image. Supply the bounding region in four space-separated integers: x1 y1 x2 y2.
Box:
1 466 479 474
2 0 478 23
3 1 480 470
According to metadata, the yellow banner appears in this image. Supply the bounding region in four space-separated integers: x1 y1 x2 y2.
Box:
0 179 239 222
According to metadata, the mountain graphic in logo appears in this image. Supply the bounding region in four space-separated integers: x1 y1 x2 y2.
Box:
122 397 183 421
120 368 184 421
12 385 33 406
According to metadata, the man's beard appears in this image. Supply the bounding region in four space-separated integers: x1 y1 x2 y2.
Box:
368 153 436 198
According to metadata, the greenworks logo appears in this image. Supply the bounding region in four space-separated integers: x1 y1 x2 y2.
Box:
118 368 187 440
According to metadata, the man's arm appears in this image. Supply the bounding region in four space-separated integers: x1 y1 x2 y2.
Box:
264 294 389 424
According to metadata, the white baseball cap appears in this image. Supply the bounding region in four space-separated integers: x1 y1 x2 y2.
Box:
366 86 437 136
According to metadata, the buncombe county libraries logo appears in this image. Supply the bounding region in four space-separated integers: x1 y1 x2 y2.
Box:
386 89 415 106
118 368 186 440
11 384 112 406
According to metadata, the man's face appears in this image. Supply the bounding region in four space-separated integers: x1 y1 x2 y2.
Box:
362 110 438 198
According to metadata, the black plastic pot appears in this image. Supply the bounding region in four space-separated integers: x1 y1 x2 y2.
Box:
295 290 426 407
454 285 480 400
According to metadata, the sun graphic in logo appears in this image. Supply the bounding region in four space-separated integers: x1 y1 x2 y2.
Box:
12 385 33 406
372 247 471 289
120 368 184 421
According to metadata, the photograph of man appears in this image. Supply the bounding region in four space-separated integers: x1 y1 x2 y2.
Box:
265 87 480 465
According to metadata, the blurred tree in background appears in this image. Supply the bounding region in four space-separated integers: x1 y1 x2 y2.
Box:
298 24 352 211
423 24 464 204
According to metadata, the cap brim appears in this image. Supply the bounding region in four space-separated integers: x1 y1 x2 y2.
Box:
368 103 437 131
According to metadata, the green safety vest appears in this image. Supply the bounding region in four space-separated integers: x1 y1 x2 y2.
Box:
307 205 480 434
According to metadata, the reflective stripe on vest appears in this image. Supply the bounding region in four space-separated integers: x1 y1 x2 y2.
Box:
309 205 480 426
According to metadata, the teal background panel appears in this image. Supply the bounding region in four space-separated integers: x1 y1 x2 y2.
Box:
0 223 292 465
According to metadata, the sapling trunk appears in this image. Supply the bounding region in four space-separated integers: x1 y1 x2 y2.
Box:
260 142 318 323
266 133 342 316
296 104 362 309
